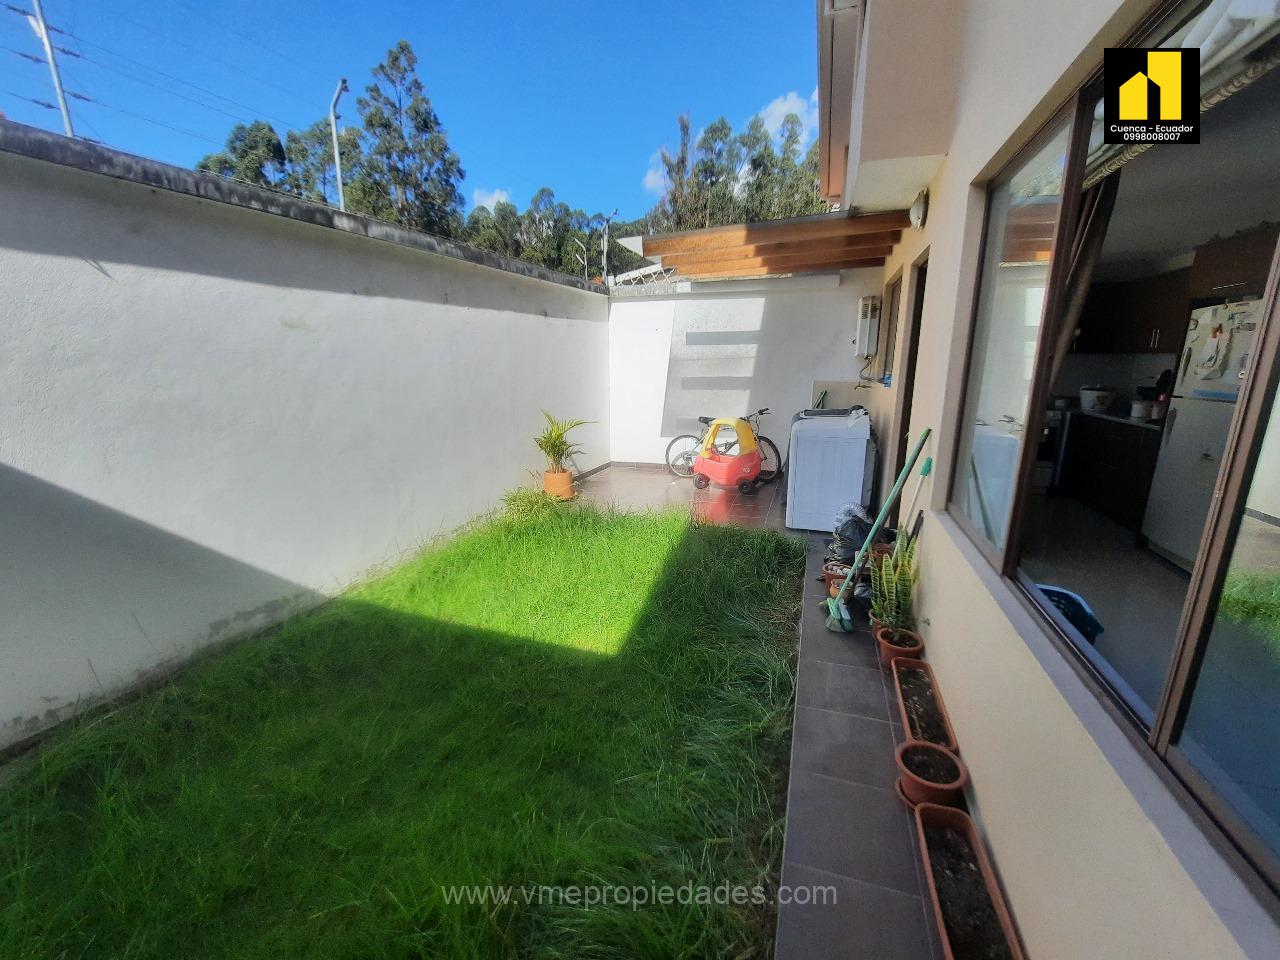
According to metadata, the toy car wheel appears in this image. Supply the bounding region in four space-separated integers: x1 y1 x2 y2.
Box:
693 474 710 489
737 479 756 494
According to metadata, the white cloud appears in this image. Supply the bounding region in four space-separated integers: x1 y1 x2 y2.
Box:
756 87 819 149
642 151 666 196
472 187 510 211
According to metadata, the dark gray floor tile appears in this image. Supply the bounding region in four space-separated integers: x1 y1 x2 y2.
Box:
784 772 920 895
792 707 896 789
799 600 881 669
775 863 934 960
797 659 890 720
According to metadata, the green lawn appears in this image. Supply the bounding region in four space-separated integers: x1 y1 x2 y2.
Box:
0 496 805 959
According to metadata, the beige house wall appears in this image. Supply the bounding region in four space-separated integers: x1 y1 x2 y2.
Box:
856 0 1279 956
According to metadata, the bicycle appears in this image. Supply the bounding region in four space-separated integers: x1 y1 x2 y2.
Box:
665 408 782 483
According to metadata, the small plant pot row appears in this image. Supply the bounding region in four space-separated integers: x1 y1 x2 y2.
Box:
865 626 1025 959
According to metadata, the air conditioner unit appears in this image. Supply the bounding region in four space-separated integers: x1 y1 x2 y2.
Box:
855 295 881 359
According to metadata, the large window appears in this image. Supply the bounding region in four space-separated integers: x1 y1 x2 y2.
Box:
947 0 1280 892
950 119 1072 553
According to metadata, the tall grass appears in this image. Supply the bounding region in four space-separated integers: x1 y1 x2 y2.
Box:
1219 570 1280 658
0 501 804 959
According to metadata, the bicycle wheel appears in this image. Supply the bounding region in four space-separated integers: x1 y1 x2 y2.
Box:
665 434 702 478
756 436 782 483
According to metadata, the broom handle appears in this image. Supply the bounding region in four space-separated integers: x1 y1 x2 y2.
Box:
834 428 931 604
894 455 933 558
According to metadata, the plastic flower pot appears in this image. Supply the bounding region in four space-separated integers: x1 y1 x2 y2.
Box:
890 657 959 754
914 803 1026 960
876 625 924 667
895 740 968 808
543 469 574 500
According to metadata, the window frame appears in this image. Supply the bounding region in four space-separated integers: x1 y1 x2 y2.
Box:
944 97 1085 570
881 270 903 385
943 0 1280 897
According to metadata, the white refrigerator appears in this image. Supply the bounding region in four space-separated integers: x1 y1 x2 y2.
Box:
1142 300 1264 570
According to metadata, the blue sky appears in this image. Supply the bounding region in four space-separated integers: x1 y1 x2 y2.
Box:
0 0 819 220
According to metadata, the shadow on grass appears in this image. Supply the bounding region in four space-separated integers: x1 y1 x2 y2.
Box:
0 505 805 960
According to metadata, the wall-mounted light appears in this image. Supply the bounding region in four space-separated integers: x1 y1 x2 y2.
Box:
910 189 929 231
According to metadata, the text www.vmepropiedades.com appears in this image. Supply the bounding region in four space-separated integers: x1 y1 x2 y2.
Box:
438 883 837 910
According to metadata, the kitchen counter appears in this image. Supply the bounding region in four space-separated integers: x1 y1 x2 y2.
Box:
1068 409 1163 433
1056 410 1164 529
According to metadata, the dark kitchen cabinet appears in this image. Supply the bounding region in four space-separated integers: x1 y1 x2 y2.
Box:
1057 413 1162 529
1074 269 1190 355
1188 224 1280 301
1074 283 1126 353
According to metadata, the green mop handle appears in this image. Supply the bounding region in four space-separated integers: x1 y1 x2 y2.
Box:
834 428 932 604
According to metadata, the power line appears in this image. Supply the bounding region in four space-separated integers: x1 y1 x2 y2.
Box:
0 86 55 109
59 42 299 130
1 42 44 64
59 86 224 147
2 2 320 122
170 0 316 75
58 34 307 130
57 58 110 145
89 6 318 107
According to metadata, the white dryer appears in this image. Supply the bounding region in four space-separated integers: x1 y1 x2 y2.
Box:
785 408 877 531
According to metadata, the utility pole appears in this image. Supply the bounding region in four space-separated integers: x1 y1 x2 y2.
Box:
602 208 618 283
329 78 349 211
572 237 587 281
27 0 72 137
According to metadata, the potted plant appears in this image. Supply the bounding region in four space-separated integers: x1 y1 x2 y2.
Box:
915 803 1027 960
534 412 591 500
895 739 968 807
891 657 959 754
871 539 924 665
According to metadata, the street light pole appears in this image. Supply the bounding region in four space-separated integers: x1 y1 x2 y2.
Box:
28 0 73 137
602 208 618 282
329 78 349 211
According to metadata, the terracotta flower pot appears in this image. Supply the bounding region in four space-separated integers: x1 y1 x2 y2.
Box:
821 561 851 590
876 625 924 667
543 469 574 500
895 741 968 808
914 803 1027 960
890 657 959 754
868 614 884 635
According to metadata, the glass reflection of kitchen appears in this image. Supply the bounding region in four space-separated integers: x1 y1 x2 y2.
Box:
1021 67 1280 722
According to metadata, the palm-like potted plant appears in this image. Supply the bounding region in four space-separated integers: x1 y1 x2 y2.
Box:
535 412 591 500
870 538 924 666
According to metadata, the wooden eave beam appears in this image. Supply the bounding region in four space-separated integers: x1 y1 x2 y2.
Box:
677 255 887 279
643 210 910 257
673 245 895 277
658 229 902 269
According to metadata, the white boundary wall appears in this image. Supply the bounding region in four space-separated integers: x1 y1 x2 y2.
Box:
607 272 883 464
0 152 610 746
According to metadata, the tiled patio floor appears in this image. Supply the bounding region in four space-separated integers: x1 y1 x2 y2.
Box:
574 464 937 959
576 462 789 530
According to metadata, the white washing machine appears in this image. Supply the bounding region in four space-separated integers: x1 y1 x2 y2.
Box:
785 408 877 531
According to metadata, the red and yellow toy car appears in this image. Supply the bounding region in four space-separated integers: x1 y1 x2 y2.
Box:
692 418 761 494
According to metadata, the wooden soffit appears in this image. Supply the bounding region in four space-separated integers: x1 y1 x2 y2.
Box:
641 209 908 280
